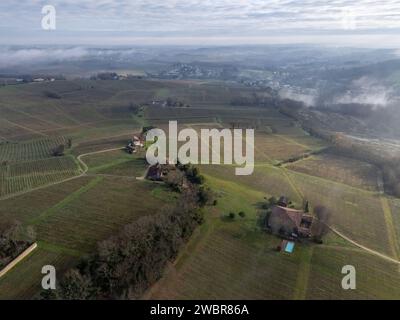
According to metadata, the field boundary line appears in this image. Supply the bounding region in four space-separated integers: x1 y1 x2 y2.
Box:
37 241 83 257
280 168 304 201
273 134 310 149
3 105 63 130
29 176 103 225
0 173 84 201
293 246 314 300
2 118 47 137
380 196 400 259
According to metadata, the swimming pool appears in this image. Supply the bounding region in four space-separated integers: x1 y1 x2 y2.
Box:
285 241 295 253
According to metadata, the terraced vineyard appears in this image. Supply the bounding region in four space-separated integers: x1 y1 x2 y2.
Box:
0 137 80 198
0 136 67 163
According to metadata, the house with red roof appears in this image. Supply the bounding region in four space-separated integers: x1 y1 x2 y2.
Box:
268 205 313 239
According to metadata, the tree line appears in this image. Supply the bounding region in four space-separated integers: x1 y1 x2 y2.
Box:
44 165 212 299
0 221 35 270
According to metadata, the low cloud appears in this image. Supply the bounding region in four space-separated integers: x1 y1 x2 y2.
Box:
333 76 394 108
279 88 317 107
0 47 89 68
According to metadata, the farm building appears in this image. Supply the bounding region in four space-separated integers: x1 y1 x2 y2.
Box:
146 163 174 181
267 205 313 239
125 142 136 154
125 135 144 154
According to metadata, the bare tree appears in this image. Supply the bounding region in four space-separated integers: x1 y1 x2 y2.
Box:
313 205 332 243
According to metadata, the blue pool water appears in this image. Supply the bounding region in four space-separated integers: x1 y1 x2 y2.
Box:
285 241 295 253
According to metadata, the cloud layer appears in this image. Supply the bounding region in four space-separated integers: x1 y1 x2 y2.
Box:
1 1 400 45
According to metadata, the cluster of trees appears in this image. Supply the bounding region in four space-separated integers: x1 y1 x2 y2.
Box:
51 144 65 157
90 72 119 80
332 134 400 197
0 221 35 270
164 164 213 207
48 165 210 300
43 90 61 99
323 103 374 118
230 92 279 107
312 205 331 243
227 211 246 220
51 139 72 157
178 164 205 185
165 97 190 108
381 162 400 197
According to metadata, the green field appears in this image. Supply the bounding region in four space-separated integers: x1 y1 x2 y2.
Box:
1 79 400 300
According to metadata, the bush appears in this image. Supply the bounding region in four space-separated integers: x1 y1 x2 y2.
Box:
198 186 214 207
268 196 277 206
165 170 185 192
238 211 246 218
43 91 61 99
228 212 236 220
52 144 65 157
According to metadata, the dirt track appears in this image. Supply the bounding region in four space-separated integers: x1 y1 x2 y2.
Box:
329 226 400 265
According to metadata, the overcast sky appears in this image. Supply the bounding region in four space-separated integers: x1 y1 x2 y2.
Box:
1 0 400 47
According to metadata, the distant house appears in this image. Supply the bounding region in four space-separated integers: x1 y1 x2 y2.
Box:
125 136 144 154
133 135 144 147
125 143 136 154
268 205 313 239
